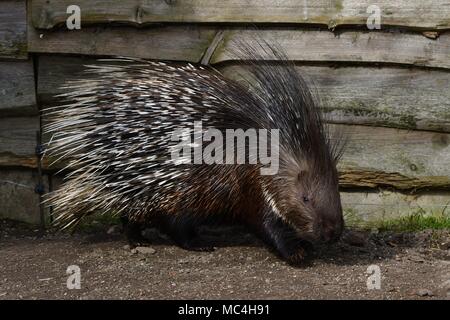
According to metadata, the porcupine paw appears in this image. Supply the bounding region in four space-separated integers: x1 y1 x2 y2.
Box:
124 228 149 247
284 246 308 265
127 236 149 248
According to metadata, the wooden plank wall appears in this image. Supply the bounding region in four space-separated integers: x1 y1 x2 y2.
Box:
1 0 449 225
0 0 48 224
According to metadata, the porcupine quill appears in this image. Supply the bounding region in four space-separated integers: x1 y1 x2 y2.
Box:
42 34 346 264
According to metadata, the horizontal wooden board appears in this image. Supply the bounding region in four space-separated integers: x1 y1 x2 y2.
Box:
35 56 450 190
210 29 450 70
45 175 450 226
0 0 27 59
220 65 450 133
0 169 48 224
0 117 40 168
29 25 450 70
37 55 94 103
336 125 450 190
0 60 37 116
31 0 450 30
38 57 450 132
28 24 217 62
40 123 450 190
341 190 450 225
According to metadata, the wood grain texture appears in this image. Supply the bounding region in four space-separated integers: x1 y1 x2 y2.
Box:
31 0 450 30
220 65 450 133
0 169 48 224
37 55 108 103
28 24 217 61
0 0 27 59
25 173 450 225
43 135 450 189
38 57 450 133
35 56 450 190
210 29 450 70
335 124 450 190
29 25 450 70
0 60 37 116
341 190 450 224
0 117 40 168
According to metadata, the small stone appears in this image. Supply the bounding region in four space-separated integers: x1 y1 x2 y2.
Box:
130 248 138 254
135 246 156 255
416 289 434 297
123 244 131 251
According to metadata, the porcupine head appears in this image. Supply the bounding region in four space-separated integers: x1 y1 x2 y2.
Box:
229 34 346 246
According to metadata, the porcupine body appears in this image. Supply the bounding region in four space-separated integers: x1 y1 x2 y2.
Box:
43 39 345 264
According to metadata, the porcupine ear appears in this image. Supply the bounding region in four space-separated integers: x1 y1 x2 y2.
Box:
224 29 346 165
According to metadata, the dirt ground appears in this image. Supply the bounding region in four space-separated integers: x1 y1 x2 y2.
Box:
0 219 449 300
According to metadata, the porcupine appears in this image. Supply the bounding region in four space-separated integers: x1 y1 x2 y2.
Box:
43 37 345 264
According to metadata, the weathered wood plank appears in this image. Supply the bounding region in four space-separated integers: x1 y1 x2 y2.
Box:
210 29 450 70
0 0 27 59
341 190 450 225
0 169 48 224
336 125 450 190
31 0 450 30
36 56 450 190
220 65 450 132
28 24 217 62
0 60 37 116
29 25 450 70
39 132 450 190
38 57 450 132
46 172 450 226
37 55 91 103
0 117 40 168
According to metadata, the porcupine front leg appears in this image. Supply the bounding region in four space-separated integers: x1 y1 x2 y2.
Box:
121 214 148 246
259 209 312 265
159 214 216 252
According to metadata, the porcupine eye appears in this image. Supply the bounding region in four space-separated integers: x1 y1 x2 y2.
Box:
302 196 310 203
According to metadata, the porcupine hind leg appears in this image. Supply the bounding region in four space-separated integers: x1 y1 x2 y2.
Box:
258 209 313 265
120 214 148 246
159 214 215 252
